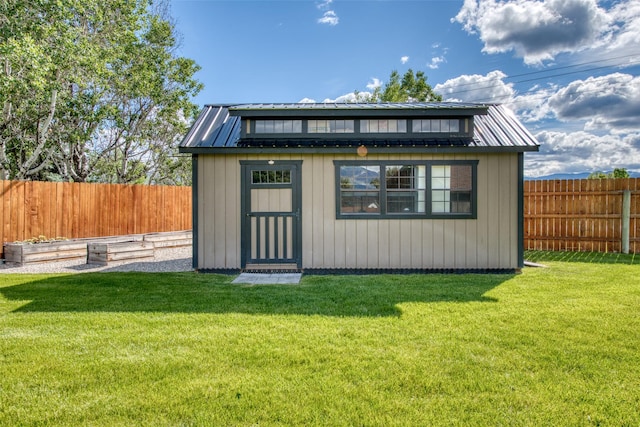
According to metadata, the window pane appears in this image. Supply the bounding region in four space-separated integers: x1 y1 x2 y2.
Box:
341 191 380 213
361 119 407 133
340 165 380 214
385 165 425 213
450 120 459 132
251 169 291 184
431 164 472 214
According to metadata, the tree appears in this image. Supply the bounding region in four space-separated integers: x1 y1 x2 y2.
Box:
611 168 630 178
0 0 201 184
369 69 442 103
588 168 630 179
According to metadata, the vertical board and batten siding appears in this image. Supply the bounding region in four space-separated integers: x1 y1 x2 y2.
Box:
1 180 191 257
196 152 519 270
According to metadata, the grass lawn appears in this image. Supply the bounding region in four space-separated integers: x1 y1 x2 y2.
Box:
1 254 639 426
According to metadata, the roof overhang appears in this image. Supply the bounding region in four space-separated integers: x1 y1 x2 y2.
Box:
227 102 489 118
179 145 539 155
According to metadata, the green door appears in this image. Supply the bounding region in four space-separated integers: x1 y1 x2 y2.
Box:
241 161 302 269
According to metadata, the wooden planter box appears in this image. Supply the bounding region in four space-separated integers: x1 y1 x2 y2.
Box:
3 241 88 265
87 241 155 266
143 230 192 248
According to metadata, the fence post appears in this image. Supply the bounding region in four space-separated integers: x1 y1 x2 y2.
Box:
622 189 631 254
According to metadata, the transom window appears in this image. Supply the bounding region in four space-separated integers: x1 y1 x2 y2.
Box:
335 160 477 219
251 169 291 184
412 119 460 133
360 119 407 133
308 119 354 133
254 120 302 134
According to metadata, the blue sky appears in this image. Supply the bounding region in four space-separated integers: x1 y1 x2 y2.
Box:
170 0 640 178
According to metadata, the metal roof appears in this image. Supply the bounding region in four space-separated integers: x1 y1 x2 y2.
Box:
179 103 539 153
228 102 490 117
180 105 242 149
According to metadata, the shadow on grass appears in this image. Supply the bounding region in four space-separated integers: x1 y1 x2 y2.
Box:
0 272 510 317
525 250 638 265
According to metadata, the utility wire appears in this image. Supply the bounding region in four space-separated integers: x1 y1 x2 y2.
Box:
440 58 640 100
438 55 640 96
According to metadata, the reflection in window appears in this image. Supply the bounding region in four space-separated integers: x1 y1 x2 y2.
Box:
385 165 426 213
336 161 476 219
412 119 460 133
254 120 302 134
361 119 407 133
308 119 354 133
251 169 291 184
339 166 380 213
431 165 472 214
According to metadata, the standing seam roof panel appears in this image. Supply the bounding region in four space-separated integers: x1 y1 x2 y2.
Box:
180 103 539 150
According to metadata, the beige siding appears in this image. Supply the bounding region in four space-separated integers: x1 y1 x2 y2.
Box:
196 152 520 270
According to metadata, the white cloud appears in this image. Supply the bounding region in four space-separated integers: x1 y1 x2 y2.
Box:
322 91 375 103
318 10 339 26
298 97 317 103
427 56 445 69
547 73 640 133
366 78 382 90
316 0 333 9
401 56 409 64
526 130 640 177
453 0 612 64
316 0 338 25
434 70 515 103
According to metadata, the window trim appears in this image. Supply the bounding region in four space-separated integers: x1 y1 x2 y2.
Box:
334 160 478 220
242 117 473 140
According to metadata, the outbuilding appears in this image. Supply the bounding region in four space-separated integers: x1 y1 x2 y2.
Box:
179 102 539 273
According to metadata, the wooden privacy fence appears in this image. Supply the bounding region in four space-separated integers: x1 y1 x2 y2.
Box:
3 178 639 257
524 178 640 253
1 180 191 256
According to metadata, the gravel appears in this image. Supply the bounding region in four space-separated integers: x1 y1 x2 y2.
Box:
0 246 193 274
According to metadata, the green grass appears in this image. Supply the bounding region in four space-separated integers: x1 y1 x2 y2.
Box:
525 249 639 265
1 262 639 426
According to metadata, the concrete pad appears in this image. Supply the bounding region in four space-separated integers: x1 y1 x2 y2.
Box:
232 273 302 285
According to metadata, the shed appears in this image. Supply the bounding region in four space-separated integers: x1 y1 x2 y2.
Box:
179 102 539 273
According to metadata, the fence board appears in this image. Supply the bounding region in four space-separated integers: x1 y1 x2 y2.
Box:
1 180 192 257
524 178 640 254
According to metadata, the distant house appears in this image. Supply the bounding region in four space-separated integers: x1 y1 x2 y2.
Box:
179 103 539 273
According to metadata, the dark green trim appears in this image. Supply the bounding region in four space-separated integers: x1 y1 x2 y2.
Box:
240 160 303 269
518 152 524 269
228 108 488 118
179 145 539 155
191 154 198 270
334 160 478 220
240 117 473 141
302 268 518 275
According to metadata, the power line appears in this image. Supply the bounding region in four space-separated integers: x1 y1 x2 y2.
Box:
440 58 640 99
440 54 640 96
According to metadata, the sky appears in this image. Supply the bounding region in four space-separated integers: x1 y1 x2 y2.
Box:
169 0 640 178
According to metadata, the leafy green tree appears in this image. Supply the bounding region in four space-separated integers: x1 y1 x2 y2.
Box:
370 69 442 103
588 168 630 179
611 168 630 178
0 0 201 184
587 171 608 179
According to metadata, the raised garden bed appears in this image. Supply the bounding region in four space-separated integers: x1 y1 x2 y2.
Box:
3 240 88 266
87 241 155 266
143 230 192 248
